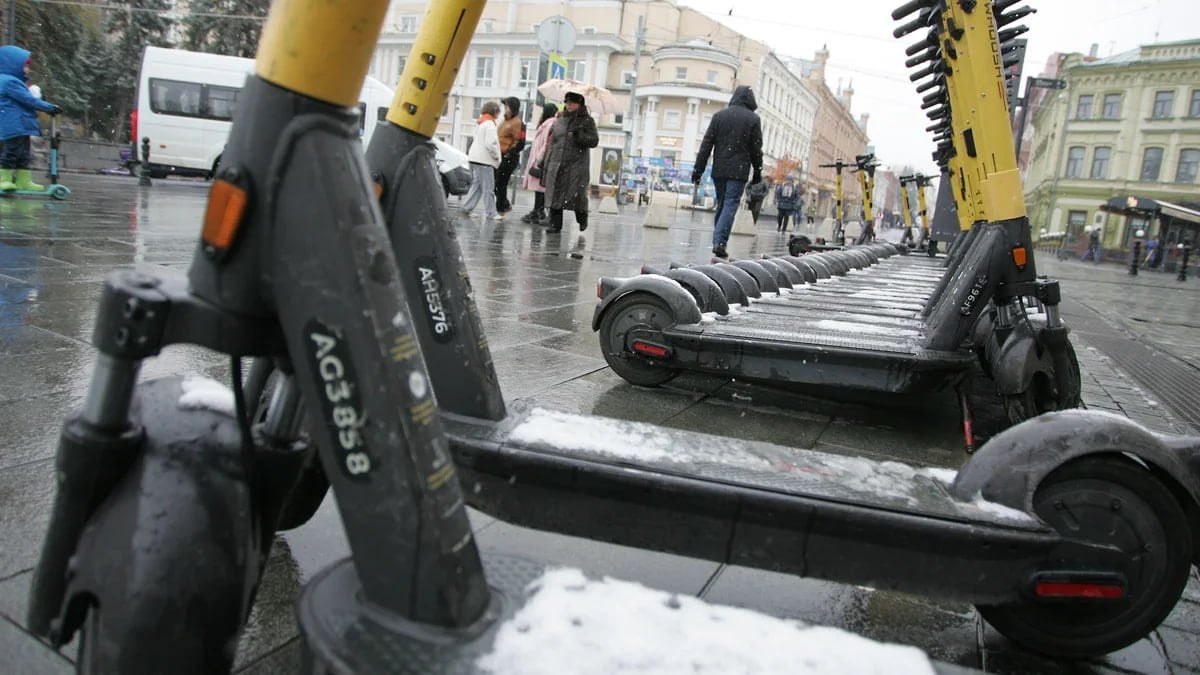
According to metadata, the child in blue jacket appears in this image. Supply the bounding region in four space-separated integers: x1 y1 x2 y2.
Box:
0 45 62 192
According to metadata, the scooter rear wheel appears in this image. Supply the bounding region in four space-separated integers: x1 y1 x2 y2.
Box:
599 292 681 387
977 456 1192 658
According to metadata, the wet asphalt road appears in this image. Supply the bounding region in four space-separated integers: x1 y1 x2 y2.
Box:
0 173 1198 673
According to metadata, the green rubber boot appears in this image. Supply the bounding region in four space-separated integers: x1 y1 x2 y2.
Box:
14 169 43 192
0 169 15 191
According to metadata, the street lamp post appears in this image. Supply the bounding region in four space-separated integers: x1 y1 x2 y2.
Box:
1130 228 1145 276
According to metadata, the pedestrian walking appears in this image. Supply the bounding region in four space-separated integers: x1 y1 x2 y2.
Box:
520 102 559 226
806 201 816 225
0 45 62 192
691 85 763 258
1081 227 1101 263
1144 236 1159 268
544 91 598 233
461 100 502 220
774 175 800 232
746 178 767 225
493 97 525 219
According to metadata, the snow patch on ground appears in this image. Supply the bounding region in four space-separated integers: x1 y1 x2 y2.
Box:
478 568 935 675
178 376 235 416
917 467 958 485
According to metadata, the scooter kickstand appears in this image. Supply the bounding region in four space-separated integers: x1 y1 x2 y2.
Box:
956 385 976 454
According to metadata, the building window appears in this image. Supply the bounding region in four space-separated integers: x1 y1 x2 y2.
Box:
1065 146 1085 178
622 71 636 86
706 70 718 84
702 113 714 130
1189 90 1200 118
582 26 597 35
1152 91 1174 118
675 66 688 80
397 56 407 78
1102 93 1121 119
1075 94 1093 119
614 113 624 125
687 101 697 116
471 97 484 119
474 56 494 87
1140 147 1164 181
1176 149 1200 183
518 58 537 89
569 59 587 82
480 19 494 33
1090 147 1111 179
1067 210 1088 232
397 15 417 33
663 110 682 129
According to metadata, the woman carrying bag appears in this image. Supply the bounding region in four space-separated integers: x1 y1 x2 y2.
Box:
520 102 560 226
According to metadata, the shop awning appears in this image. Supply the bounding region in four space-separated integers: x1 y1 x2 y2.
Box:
1158 200 1200 225
1100 196 1200 224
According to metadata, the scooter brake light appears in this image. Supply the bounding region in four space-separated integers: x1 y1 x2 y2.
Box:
1034 581 1124 599
632 341 670 358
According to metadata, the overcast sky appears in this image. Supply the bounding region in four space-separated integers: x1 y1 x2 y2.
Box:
677 0 1200 173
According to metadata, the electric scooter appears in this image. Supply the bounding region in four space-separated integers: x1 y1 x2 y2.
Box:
0 115 70 200
24 0 1200 672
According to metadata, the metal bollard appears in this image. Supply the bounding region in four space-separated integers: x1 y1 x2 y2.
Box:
1130 240 1141 276
1178 245 1191 282
139 137 152 187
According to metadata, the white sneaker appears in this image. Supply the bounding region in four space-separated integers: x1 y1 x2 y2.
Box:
492 214 505 221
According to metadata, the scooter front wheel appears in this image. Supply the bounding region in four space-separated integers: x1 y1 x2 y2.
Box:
50 185 69 200
977 456 1193 658
598 292 681 387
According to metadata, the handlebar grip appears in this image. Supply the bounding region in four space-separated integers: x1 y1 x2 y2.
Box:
891 0 931 21
893 11 932 39
905 48 938 68
904 30 938 56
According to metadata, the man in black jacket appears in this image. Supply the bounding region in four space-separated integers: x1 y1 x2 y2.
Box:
692 85 763 258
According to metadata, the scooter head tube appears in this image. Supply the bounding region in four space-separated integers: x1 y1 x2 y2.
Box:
365 122 506 421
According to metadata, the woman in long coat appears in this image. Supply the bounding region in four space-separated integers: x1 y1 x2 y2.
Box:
543 91 599 232
520 102 560 225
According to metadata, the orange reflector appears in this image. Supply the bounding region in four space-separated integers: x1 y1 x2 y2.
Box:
372 180 384 200
632 341 670 358
1012 246 1027 268
1035 582 1124 599
202 179 248 251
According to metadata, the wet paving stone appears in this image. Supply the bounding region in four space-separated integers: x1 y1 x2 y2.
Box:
0 459 56 580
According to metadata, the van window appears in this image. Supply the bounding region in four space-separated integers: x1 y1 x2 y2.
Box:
377 106 388 122
149 78 241 121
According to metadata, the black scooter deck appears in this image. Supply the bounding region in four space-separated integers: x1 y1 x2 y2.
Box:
444 400 1063 605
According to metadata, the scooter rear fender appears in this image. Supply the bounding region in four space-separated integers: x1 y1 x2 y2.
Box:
47 376 265 673
592 275 703 331
952 409 1200 564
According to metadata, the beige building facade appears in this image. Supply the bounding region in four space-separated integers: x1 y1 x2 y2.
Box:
373 0 825 185
788 48 870 220
1023 40 1200 252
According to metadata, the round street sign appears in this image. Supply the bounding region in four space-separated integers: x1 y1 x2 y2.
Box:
536 15 577 55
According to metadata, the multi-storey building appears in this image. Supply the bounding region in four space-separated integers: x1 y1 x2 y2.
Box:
1023 40 1200 252
786 47 870 220
371 0 826 185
